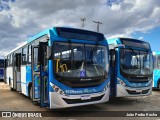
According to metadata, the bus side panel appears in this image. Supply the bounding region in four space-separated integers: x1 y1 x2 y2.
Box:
6 67 13 87
153 70 160 88
6 67 9 85
26 65 32 96
116 50 124 97
16 71 21 91
21 66 27 96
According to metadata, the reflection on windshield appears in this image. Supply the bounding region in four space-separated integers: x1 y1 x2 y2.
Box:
53 42 108 78
120 48 153 76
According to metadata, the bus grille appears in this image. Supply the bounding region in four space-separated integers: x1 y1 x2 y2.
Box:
126 77 149 83
59 79 105 88
126 89 150 95
62 95 104 104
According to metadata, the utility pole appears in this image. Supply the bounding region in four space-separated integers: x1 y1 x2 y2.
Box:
81 18 86 29
93 21 102 32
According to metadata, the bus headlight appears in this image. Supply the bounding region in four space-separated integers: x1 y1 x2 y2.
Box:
117 78 126 86
104 81 110 91
50 82 65 95
146 79 152 86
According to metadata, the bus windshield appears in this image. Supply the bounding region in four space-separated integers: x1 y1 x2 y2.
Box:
0 60 4 68
53 42 108 79
120 48 153 76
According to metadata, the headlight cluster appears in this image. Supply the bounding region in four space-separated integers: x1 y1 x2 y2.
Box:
117 78 126 86
104 81 110 91
50 82 65 95
146 79 152 86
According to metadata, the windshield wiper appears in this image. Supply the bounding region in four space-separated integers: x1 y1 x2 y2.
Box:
89 41 99 61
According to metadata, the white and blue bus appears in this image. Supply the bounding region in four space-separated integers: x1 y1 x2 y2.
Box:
152 52 160 89
4 27 110 108
0 57 4 80
107 38 153 97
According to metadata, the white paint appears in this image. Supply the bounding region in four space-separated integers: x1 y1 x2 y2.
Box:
16 71 21 91
21 66 27 95
6 67 13 87
49 88 110 109
21 83 27 95
116 84 152 97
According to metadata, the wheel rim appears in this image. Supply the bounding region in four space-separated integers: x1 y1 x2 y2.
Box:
30 87 33 99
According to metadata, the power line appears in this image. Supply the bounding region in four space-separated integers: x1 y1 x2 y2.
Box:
93 21 102 32
81 18 86 29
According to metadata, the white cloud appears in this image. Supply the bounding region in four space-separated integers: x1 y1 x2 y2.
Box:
0 0 160 56
138 36 144 40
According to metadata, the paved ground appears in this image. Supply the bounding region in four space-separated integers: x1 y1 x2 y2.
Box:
0 81 160 120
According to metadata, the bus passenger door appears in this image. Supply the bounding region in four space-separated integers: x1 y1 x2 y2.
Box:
31 46 40 102
39 42 48 107
110 49 117 97
31 42 48 107
4 59 7 84
15 53 21 92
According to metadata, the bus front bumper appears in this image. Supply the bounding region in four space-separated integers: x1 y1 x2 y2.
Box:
49 88 110 109
116 84 152 97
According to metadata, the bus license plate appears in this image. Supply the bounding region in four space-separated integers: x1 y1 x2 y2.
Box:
81 95 91 100
136 89 142 92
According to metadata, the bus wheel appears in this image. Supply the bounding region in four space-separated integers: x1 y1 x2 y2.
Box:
10 87 14 91
29 86 33 99
29 86 39 106
9 81 14 91
158 82 160 90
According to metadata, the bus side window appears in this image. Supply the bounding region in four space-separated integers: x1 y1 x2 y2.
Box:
9 54 13 66
33 47 40 71
6 56 9 67
10 54 12 66
7 56 9 67
28 45 31 64
22 46 27 65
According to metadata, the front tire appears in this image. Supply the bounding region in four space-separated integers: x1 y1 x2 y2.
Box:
10 87 14 91
9 78 14 91
29 86 33 99
158 82 160 89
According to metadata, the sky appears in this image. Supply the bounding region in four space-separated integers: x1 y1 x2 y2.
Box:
0 0 160 56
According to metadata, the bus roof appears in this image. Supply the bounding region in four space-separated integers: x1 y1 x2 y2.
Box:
107 37 150 50
107 37 149 44
5 41 27 56
27 28 50 43
5 27 105 56
27 27 105 43
153 52 160 55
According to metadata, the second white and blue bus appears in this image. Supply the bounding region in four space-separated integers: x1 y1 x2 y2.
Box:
107 38 153 97
4 27 110 109
153 52 160 89
0 57 4 80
